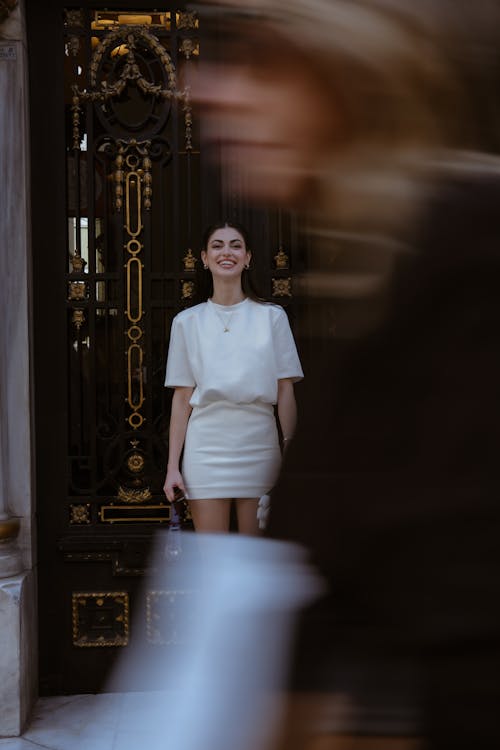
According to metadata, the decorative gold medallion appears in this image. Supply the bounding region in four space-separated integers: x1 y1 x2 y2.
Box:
274 247 290 270
181 280 195 300
272 277 292 297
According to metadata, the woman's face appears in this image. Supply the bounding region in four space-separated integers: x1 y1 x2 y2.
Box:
201 226 251 280
192 36 337 206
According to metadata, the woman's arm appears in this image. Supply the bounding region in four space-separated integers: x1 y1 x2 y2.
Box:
277 378 297 452
163 386 194 501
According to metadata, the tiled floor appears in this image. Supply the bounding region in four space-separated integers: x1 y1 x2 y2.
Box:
0 693 166 750
0 692 423 750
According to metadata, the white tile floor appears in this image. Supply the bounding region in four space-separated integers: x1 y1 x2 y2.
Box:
0 691 423 750
0 690 419 749
0 693 166 750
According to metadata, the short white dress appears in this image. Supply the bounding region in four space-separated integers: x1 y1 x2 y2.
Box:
164 298 303 499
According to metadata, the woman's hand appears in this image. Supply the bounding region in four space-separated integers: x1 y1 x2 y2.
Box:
163 468 186 503
164 386 193 502
277 378 297 454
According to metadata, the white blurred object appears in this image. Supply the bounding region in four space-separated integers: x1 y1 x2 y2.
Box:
107 532 323 750
257 494 272 529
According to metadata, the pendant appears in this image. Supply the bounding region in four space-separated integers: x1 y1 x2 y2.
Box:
223 327 229 333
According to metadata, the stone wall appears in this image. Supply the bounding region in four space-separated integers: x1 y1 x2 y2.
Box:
0 0 37 736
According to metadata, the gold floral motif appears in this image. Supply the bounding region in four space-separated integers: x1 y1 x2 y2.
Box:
182 99 193 151
68 281 87 301
182 248 197 272
181 280 195 299
88 28 176 92
272 277 292 297
117 485 152 504
69 504 91 524
72 309 86 329
64 8 84 27
177 11 199 30
70 254 86 273
274 246 289 270
179 38 199 60
71 26 187 154
142 153 152 210
113 140 154 212
114 150 124 211
71 93 81 150
67 35 80 57
72 27 192 155
126 452 145 474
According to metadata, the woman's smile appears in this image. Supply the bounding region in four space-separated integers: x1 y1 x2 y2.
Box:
201 226 251 278
218 258 238 269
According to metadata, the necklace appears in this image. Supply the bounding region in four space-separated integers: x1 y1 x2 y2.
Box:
213 308 234 332
209 297 247 332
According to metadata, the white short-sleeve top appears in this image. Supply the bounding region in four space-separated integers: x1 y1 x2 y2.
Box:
164 298 303 407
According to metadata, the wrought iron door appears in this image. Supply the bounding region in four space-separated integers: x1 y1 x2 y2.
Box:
29 1 302 694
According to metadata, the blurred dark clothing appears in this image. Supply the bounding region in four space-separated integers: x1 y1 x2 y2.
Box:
268 175 500 747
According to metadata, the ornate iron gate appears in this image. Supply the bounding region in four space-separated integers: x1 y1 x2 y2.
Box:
29 2 302 694
64 8 200 528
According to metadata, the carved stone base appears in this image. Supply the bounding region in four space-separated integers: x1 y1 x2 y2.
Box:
0 538 23 577
0 571 37 737
0 518 22 577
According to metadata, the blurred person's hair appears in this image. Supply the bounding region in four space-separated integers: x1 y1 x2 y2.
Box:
208 0 500 235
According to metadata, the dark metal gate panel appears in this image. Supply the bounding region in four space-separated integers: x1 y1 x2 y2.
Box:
28 1 302 694
64 8 196 526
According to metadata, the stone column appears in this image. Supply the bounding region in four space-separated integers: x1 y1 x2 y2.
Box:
0 0 38 737
0 0 23 580
0 404 23 577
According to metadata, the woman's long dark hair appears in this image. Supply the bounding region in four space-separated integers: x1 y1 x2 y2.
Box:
198 220 264 302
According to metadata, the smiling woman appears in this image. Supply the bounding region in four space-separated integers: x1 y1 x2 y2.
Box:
163 221 304 534
198 222 263 304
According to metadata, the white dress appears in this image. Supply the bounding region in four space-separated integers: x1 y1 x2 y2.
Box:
164 298 303 499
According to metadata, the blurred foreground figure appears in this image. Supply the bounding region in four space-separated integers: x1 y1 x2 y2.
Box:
193 1 500 748
107 533 320 750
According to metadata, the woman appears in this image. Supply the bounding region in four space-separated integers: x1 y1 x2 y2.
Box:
163 221 303 535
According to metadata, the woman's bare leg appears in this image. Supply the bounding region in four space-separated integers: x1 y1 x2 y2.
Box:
235 498 260 536
188 498 232 533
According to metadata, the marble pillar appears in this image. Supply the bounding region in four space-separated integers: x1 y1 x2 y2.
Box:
0 0 38 737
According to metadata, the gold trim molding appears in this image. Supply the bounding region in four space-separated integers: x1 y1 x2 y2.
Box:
0 517 20 542
99 504 169 523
